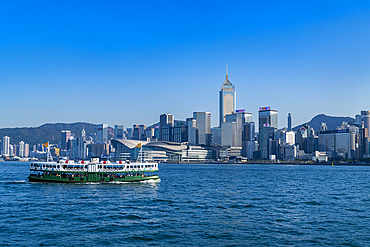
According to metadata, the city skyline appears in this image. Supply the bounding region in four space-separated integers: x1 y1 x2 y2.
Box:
1 1 370 129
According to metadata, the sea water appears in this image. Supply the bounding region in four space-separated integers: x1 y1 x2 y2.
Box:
1 162 370 246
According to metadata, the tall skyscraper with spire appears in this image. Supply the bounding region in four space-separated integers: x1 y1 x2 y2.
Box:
219 65 236 127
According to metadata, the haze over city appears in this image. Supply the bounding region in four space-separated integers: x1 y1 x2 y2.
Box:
1 1 369 129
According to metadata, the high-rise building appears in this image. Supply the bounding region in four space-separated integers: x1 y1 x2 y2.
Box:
19 141 25 157
258 107 278 159
224 110 253 147
126 128 133 140
61 130 71 150
259 107 278 130
114 125 124 139
161 125 173 142
287 113 292 131
219 73 236 126
361 111 370 137
80 127 88 159
173 122 188 143
242 122 256 159
212 127 221 145
193 112 211 145
159 114 174 141
97 124 108 143
2 136 10 156
133 124 146 140
24 143 29 157
284 131 295 145
221 122 236 147
187 118 197 145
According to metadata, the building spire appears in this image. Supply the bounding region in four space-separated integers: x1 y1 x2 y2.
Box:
226 63 228 80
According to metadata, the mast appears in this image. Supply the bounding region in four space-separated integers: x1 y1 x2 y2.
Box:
46 142 53 162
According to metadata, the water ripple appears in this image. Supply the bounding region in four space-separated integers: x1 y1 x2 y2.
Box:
1 162 370 246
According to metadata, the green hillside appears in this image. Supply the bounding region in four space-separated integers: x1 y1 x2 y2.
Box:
0 122 100 147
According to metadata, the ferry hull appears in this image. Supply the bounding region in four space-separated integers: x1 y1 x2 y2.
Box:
28 174 160 183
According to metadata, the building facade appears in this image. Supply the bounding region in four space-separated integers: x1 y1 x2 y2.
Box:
219 74 236 126
193 112 211 145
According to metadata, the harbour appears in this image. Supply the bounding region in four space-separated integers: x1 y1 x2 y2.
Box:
2 161 370 246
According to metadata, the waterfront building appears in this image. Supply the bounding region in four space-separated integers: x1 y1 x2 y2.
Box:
144 127 156 140
242 122 255 159
19 141 25 157
193 112 211 145
2 136 10 156
212 127 221 145
173 122 188 143
61 130 71 150
71 138 79 159
224 110 253 147
159 114 174 141
319 128 357 159
114 125 124 139
258 107 278 159
126 128 133 140
287 113 292 131
87 143 110 158
161 125 174 142
111 139 212 162
80 127 88 159
187 118 198 145
259 127 276 159
24 143 29 157
219 73 236 126
133 124 146 140
282 144 297 160
96 124 108 143
284 131 295 145
9 145 14 157
361 111 370 156
361 111 370 137
221 122 236 147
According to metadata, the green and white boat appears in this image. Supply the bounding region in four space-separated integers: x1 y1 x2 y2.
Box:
28 157 160 183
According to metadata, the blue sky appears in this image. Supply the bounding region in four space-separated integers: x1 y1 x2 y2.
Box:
1 1 369 130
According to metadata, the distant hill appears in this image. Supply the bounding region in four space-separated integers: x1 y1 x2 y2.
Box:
293 114 356 132
0 122 100 147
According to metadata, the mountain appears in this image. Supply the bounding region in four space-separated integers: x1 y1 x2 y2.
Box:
0 122 100 147
292 114 356 132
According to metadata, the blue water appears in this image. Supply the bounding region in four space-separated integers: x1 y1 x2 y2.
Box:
1 162 370 246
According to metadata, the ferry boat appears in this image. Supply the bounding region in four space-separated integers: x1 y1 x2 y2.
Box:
28 158 160 183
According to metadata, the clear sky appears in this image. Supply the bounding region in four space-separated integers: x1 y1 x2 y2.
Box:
1 1 369 130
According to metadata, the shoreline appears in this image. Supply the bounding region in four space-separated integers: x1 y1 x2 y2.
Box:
160 161 370 166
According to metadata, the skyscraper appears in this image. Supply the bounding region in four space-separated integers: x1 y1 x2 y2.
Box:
258 107 278 159
219 72 236 127
288 113 292 131
19 141 25 157
223 110 253 147
187 118 197 145
61 130 71 150
159 114 174 141
97 124 108 143
80 126 88 159
193 112 211 145
2 136 10 156
114 125 124 139
361 111 370 137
